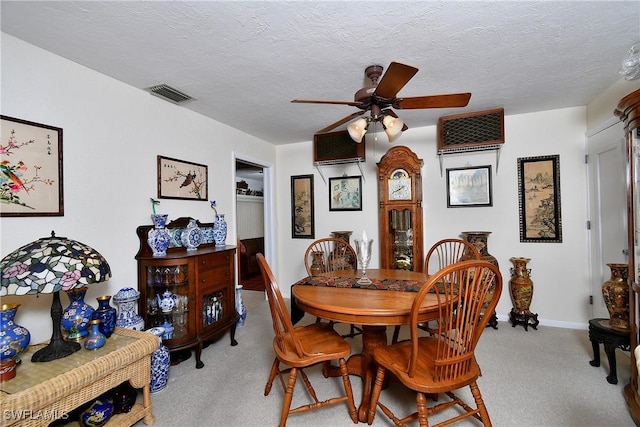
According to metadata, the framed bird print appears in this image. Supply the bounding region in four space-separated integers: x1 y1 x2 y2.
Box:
157 155 208 201
0 115 64 217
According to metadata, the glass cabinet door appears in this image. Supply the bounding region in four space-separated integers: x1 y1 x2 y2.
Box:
633 128 639 286
144 263 190 340
389 209 414 270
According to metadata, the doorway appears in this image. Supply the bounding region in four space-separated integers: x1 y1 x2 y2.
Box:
235 159 267 292
587 120 628 319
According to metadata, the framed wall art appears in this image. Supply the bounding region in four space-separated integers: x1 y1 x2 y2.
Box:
329 175 362 211
0 115 64 217
446 165 492 208
157 155 208 200
291 174 315 239
517 154 562 243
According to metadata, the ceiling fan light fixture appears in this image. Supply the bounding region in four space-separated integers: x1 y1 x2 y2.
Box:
348 118 369 143
383 115 404 142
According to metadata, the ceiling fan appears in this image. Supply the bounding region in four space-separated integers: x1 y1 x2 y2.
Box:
292 62 471 142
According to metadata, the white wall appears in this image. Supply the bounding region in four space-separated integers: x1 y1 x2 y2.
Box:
276 107 591 328
0 34 276 343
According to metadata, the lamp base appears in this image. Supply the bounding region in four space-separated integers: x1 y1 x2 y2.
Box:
31 339 81 362
31 290 81 362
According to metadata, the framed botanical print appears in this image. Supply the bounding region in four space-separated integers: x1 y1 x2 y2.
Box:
157 155 208 200
0 116 64 217
329 175 362 211
517 154 562 242
291 174 314 239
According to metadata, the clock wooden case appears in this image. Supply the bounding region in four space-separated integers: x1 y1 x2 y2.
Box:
377 146 424 272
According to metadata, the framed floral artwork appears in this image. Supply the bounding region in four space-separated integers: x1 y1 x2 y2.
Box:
0 116 64 217
517 154 562 242
329 175 362 211
157 155 208 200
291 174 314 239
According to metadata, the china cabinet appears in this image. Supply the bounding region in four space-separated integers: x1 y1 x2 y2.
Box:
136 217 238 369
377 146 424 271
614 88 640 424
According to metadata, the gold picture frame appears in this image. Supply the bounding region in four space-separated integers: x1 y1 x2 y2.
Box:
0 116 64 217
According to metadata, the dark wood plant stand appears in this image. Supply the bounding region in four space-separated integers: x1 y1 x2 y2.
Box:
588 318 630 384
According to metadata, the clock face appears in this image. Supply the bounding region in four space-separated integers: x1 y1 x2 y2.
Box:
388 169 412 200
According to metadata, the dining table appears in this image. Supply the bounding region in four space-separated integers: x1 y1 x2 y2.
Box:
291 268 441 423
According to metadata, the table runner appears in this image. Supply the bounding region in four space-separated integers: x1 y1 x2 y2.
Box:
290 275 422 324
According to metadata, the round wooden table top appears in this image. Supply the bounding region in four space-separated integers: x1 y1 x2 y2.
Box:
292 269 438 326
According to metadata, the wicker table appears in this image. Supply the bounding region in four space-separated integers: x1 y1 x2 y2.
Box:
0 328 158 427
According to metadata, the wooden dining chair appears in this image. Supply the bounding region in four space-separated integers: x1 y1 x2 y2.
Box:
257 253 358 427
392 238 481 343
367 260 502 427
304 238 362 338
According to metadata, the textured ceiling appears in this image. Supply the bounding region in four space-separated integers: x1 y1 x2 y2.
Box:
2 1 639 145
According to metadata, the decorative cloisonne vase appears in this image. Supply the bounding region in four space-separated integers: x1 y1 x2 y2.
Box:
146 327 170 393
147 214 170 257
236 284 247 327
84 320 106 350
0 304 30 381
91 295 117 338
181 219 203 251
602 263 630 331
62 286 95 341
462 231 499 329
79 395 114 427
213 214 227 246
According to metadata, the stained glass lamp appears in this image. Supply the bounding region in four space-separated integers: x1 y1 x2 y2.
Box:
0 232 111 362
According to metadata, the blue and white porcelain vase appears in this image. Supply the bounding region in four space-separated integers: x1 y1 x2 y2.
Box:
113 287 144 331
236 284 247 327
181 218 203 251
146 327 170 394
91 295 117 338
62 286 95 341
213 214 227 246
148 214 170 257
84 319 107 350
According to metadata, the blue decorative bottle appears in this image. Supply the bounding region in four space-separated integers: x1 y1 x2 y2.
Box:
213 214 227 246
146 327 170 393
62 286 95 341
84 319 106 350
92 295 117 338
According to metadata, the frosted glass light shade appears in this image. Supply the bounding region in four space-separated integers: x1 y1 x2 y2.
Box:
383 115 404 142
348 118 368 143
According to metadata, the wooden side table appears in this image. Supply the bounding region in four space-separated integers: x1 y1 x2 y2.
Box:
588 318 631 384
0 328 158 426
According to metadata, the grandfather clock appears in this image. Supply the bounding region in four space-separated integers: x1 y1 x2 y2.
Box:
377 146 424 271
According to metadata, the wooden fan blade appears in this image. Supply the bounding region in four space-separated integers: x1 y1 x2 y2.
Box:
291 99 362 107
394 93 471 109
382 109 409 131
374 62 419 99
316 111 365 134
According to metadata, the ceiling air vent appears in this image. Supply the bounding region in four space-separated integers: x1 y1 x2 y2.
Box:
145 84 194 104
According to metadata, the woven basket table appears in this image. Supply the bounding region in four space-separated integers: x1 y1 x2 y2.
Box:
0 328 158 427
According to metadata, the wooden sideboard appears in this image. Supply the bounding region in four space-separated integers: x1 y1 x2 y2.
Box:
0 328 157 427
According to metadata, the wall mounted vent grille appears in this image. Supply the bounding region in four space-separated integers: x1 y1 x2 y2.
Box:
438 108 504 154
145 84 194 104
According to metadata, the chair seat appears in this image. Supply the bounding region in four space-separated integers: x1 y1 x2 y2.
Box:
374 336 481 394
275 323 352 368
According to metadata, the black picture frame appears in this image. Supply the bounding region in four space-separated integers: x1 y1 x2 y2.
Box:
0 115 64 217
446 165 492 208
291 174 315 239
328 175 362 211
517 154 562 243
157 155 208 201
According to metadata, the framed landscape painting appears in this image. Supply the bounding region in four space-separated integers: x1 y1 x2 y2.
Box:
0 116 64 217
291 174 314 239
329 175 362 211
446 165 492 208
517 154 562 243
